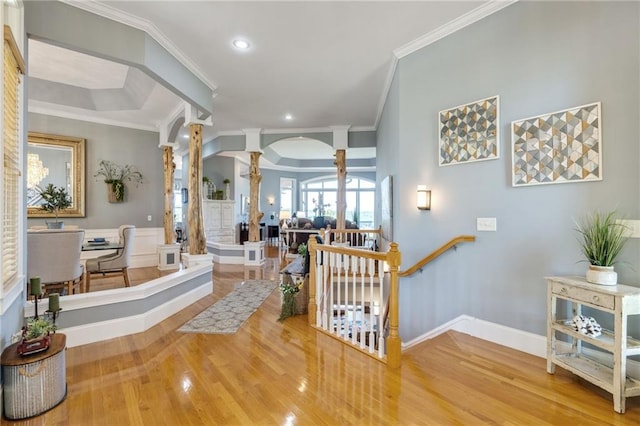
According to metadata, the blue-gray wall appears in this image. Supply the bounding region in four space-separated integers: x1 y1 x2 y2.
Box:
378 1 640 341
27 113 165 228
203 155 235 196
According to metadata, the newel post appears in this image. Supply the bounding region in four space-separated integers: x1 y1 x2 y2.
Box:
387 242 402 368
308 236 318 325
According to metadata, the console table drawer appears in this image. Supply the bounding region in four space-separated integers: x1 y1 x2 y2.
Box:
552 282 614 309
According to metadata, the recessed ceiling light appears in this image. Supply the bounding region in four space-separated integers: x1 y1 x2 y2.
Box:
232 39 250 50
284 114 293 121
182 134 189 139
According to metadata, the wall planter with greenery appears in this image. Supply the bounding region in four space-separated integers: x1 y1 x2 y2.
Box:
94 160 143 203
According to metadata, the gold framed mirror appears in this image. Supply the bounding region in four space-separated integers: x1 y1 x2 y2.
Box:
27 132 85 218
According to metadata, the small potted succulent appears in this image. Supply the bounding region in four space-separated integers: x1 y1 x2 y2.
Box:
17 316 56 355
575 210 629 285
38 184 72 228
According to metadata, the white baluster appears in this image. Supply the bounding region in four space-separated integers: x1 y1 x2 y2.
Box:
335 252 342 337
377 259 385 358
321 259 328 330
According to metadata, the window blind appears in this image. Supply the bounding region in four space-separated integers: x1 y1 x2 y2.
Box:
2 36 21 289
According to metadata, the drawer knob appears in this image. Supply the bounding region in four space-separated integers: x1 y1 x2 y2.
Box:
560 287 567 294
593 295 600 302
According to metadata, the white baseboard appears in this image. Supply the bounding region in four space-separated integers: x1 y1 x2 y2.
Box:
403 315 640 380
61 282 211 348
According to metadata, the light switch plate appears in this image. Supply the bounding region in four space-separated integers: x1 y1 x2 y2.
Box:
618 220 640 238
477 217 497 232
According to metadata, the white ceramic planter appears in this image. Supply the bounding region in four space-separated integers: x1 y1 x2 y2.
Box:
586 265 618 286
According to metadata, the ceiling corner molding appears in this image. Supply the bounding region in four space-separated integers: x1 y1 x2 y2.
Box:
393 0 518 59
373 54 399 130
28 105 159 133
374 0 518 129
261 126 332 135
60 0 217 92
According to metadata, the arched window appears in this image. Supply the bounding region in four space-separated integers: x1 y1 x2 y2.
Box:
300 176 375 228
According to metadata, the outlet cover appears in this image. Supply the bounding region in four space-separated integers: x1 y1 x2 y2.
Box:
477 217 497 232
618 220 640 238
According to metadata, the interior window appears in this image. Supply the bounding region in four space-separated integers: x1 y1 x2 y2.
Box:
300 176 375 228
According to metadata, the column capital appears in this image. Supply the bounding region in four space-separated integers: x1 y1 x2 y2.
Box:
184 102 213 126
242 128 263 152
330 125 351 150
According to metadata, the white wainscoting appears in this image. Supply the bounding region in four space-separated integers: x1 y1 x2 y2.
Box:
81 227 164 268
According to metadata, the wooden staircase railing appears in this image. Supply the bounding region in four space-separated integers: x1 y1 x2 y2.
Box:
306 234 473 368
308 237 402 368
398 235 475 277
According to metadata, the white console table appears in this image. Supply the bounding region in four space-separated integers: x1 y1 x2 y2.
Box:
546 276 640 413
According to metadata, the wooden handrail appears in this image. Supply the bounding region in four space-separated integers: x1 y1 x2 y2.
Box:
398 235 475 277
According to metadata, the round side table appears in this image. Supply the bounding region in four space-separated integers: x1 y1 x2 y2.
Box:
1 333 66 419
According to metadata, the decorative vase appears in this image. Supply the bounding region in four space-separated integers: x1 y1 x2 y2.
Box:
46 221 64 229
586 265 617 286
225 183 230 200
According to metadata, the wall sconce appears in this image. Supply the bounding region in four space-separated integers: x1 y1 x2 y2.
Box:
267 196 275 205
417 185 431 210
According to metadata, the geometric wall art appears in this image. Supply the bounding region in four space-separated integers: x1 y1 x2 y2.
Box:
511 102 602 187
438 95 499 166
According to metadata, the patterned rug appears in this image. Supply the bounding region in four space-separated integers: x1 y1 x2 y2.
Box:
178 280 278 334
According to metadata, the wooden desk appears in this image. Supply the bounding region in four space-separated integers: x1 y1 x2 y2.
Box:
1 333 67 419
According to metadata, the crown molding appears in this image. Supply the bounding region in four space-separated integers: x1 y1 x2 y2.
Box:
374 54 399 131
60 0 217 92
393 0 518 59
375 0 518 129
261 126 375 135
29 105 159 133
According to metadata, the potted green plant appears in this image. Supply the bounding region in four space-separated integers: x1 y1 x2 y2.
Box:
575 210 629 285
17 316 57 355
38 184 72 228
94 160 143 203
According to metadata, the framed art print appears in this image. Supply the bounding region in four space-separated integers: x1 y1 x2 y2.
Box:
511 102 602 187
438 95 499 166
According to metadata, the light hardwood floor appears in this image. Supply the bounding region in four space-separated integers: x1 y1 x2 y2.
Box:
7 246 640 425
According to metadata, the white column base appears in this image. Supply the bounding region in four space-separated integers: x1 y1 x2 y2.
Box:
157 244 181 270
244 241 266 266
181 252 214 268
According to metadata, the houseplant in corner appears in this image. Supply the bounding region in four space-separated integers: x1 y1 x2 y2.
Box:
38 184 72 229
94 160 143 203
575 210 629 285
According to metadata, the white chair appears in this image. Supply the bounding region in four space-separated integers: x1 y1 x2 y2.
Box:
27 229 85 296
85 225 135 292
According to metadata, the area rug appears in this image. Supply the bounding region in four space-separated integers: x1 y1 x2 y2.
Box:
178 279 278 334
